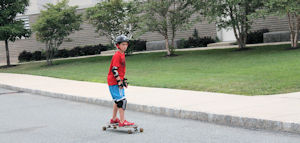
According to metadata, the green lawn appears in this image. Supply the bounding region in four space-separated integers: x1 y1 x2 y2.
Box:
1 44 300 95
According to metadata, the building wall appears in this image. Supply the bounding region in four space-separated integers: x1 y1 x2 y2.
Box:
0 1 291 64
251 15 289 32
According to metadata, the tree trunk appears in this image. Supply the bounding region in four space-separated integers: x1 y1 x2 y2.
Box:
171 35 175 47
233 26 245 50
287 12 296 48
46 42 50 66
230 6 245 50
165 34 171 55
171 0 175 48
5 40 10 66
294 14 300 48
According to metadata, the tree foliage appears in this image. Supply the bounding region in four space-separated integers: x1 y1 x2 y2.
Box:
0 0 31 66
142 0 198 55
85 0 141 47
201 0 264 50
256 0 300 48
32 0 83 66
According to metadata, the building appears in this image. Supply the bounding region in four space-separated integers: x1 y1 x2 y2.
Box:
0 0 290 64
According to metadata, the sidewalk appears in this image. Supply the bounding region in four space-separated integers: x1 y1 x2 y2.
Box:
0 73 299 133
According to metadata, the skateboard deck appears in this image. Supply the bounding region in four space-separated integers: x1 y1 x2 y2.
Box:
103 122 143 134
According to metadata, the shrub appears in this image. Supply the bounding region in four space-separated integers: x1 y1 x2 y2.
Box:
55 49 69 58
126 40 147 55
182 36 215 48
18 43 108 62
97 44 107 51
129 40 147 51
18 50 32 62
69 46 83 57
105 44 115 50
247 28 269 44
31 51 42 61
192 28 199 39
82 45 95 55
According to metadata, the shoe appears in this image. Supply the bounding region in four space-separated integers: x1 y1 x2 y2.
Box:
119 120 134 127
110 118 120 124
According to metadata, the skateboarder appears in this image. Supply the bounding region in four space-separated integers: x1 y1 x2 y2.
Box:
107 35 134 127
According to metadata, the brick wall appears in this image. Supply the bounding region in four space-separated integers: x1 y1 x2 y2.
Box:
251 15 289 32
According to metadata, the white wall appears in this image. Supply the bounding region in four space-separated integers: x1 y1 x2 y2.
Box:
216 16 237 42
217 28 236 42
25 0 100 15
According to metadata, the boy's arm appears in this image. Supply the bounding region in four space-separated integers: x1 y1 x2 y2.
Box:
112 66 123 88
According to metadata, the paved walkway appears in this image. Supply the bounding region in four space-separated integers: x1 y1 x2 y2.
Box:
0 73 299 133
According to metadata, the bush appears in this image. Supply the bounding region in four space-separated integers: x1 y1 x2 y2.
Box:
97 44 107 51
69 46 83 57
247 28 269 44
31 51 42 61
41 50 47 60
82 45 95 55
125 40 147 55
18 50 32 62
55 49 69 58
105 44 115 50
129 40 147 51
182 36 215 48
18 43 107 62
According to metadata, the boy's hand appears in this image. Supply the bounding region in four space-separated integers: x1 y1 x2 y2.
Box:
123 78 128 88
118 80 124 89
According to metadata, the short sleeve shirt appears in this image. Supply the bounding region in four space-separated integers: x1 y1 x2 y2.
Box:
107 51 126 85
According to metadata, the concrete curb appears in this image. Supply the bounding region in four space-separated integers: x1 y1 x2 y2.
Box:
1 83 299 134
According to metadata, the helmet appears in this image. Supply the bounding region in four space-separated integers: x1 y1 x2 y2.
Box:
115 35 129 45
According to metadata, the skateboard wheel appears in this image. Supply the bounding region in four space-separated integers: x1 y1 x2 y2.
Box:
140 128 144 132
114 126 117 129
102 126 106 131
128 130 132 134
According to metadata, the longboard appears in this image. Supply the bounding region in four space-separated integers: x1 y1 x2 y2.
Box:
102 122 143 134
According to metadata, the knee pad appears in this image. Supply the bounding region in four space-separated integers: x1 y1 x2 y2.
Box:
115 99 127 110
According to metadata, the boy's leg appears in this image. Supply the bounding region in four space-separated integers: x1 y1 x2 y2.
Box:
112 103 118 120
118 107 134 126
119 108 125 123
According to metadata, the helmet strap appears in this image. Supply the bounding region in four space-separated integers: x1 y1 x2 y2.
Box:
116 44 125 53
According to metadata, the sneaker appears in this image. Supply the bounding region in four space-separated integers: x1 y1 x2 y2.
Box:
110 118 120 124
119 120 134 127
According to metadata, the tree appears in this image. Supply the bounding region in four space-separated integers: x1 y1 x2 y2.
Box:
0 0 31 66
32 0 83 66
259 0 300 48
192 28 199 39
85 0 141 48
142 0 198 55
200 0 264 50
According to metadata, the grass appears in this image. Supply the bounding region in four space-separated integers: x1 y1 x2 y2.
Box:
1 44 300 95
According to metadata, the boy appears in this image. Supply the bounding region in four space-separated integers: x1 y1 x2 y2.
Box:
107 35 134 127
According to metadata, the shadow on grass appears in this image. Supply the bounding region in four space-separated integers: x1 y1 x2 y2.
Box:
163 54 178 57
0 65 18 69
284 47 300 51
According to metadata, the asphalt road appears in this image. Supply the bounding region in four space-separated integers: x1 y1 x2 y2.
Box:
0 87 299 143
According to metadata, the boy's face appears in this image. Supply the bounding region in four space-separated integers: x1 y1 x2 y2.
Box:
118 42 128 52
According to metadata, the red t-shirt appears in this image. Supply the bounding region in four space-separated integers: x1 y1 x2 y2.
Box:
107 51 126 85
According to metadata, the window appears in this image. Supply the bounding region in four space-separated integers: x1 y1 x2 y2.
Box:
15 16 30 39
